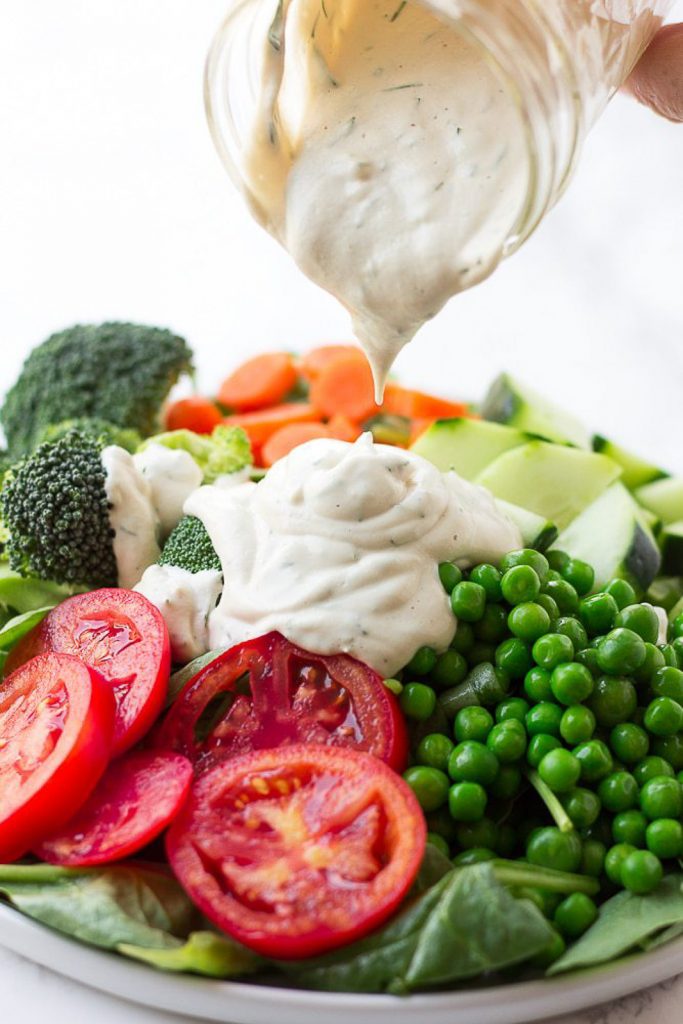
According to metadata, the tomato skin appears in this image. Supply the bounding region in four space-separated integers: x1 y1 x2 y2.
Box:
165 397 223 435
0 653 115 862
8 589 171 756
167 744 426 959
35 749 192 867
155 632 407 773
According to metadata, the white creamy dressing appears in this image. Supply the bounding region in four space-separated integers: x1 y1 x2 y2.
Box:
180 434 520 674
102 446 162 589
133 443 203 539
243 0 528 389
135 564 224 663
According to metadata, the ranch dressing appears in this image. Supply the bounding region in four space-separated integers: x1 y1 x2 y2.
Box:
243 0 528 389
102 446 161 589
185 434 520 674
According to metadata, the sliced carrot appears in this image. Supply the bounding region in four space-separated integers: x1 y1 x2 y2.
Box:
309 353 379 422
298 344 362 382
218 353 298 412
327 414 362 443
262 422 332 466
165 397 223 434
410 418 437 445
382 383 469 420
224 403 320 449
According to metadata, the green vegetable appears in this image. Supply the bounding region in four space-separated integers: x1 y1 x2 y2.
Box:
403 766 449 811
448 782 487 822
140 425 251 484
481 374 590 448
119 930 262 978
37 418 142 454
401 682 437 721
411 416 531 479
591 435 665 491
158 516 222 575
0 564 77 614
454 706 494 744
450 581 486 622
437 562 462 594
438 662 509 717
0 322 193 456
0 606 53 652
447 741 499 786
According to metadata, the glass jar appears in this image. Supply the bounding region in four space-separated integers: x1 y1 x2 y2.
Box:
205 0 672 326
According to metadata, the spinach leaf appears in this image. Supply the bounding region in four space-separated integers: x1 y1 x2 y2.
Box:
0 564 76 614
0 606 52 652
0 863 197 950
282 864 553 993
118 930 261 978
168 647 227 704
549 874 683 975
410 843 454 894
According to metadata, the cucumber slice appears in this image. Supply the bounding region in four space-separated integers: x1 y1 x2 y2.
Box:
481 374 590 448
475 441 621 531
660 522 683 575
592 435 667 490
552 483 661 593
411 418 530 479
364 414 412 447
495 500 558 552
647 576 683 613
635 477 683 527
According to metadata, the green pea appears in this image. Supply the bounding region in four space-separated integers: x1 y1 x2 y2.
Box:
489 764 522 800
651 666 683 703
644 696 683 737
495 637 533 679
546 550 570 573
451 622 475 654
573 739 614 782
605 843 636 885
580 593 619 636
612 810 648 847
537 593 561 621
575 647 601 676
456 818 499 852
416 732 454 772
438 562 462 594
561 787 601 829
634 756 676 786
634 642 666 684
598 771 639 813
473 603 508 643
532 633 574 671
620 850 663 894
524 666 554 703
405 645 438 676
640 776 683 820
583 815 613 847
659 643 679 668
508 603 551 643
468 563 503 602
403 766 450 811
447 740 499 786
538 749 581 793
646 819 683 859
526 702 563 738
544 578 580 615
452 847 496 865
560 705 596 745
554 893 598 939
527 733 562 769
588 675 637 728
610 723 650 764
448 781 488 822
426 832 451 857
614 603 660 644
551 662 594 706
652 734 683 771
426 807 458 843
603 578 638 611
400 682 437 721
451 582 487 622
596 628 647 675
672 612 683 639
672 637 683 670
527 827 582 873
580 839 607 878
430 649 468 690
499 549 550 583
486 720 527 763
532 929 567 969
501 565 541 605
561 559 595 598
495 697 530 724
555 617 589 652
454 706 494 744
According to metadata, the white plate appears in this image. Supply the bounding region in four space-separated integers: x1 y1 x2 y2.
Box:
1 904 682 1024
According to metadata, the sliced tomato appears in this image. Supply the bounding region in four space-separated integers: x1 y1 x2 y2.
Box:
166 744 425 958
8 589 171 757
155 632 407 773
0 653 115 862
35 749 192 867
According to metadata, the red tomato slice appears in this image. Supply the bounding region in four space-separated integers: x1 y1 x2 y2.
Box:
35 749 193 867
155 632 407 773
8 589 171 757
166 744 426 958
0 653 115 862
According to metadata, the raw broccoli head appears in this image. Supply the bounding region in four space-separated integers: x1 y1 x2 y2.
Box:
37 417 143 454
158 516 221 575
1 322 194 456
0 431 118 587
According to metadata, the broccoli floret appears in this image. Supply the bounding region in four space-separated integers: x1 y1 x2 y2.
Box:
1 322 193 456
37 418 143 454
139 425 252 482
158 516 221 575
0 432 117 586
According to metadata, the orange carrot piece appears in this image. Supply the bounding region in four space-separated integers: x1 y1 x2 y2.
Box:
224 403 320 449
382 383 469 420
218 353 298 412
327 414 362 443
262 422 332 466
298 345 363 382
309 353 379 422
165 397 223 434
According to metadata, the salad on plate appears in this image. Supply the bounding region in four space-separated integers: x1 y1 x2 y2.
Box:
2 323 683 993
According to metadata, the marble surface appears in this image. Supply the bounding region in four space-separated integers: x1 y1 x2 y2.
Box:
0 2 682 1023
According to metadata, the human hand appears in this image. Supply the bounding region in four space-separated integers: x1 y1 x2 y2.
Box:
625 23 683 121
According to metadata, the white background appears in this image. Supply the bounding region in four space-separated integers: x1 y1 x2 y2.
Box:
0 2 681 1022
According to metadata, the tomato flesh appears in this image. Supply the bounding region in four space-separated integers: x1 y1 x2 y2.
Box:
8 589 171 756
155 632 407 772
0 653 115 862
35 749 193 867
166 744 425 958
